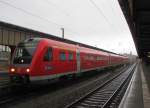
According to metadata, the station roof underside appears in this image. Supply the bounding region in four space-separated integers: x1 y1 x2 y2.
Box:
134 0 150 58
120 0 150 59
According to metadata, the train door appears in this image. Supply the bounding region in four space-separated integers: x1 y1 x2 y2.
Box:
42 47 53 75
76 49 80 72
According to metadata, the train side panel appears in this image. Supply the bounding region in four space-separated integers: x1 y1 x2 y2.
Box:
30 40 78 80
9 38 129 84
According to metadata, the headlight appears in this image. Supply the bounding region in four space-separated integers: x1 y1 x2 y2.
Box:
10 68 15 72
26 68 30 73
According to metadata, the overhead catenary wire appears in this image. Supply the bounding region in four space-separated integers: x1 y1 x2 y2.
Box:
89 0 117 32
0 0 80 35
43 0 70 17
106 0 125 33
43 0 97 34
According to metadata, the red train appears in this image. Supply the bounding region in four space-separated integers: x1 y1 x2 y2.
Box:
9 38 128 84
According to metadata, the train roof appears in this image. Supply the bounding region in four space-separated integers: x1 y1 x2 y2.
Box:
0 21 126 57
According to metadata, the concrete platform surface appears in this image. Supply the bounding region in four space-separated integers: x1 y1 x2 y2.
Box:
119 61 150 108
141 62 150 108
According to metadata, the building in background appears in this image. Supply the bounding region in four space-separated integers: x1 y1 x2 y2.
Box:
0 45 11 71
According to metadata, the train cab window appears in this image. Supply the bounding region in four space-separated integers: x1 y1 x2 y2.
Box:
60 52 66 61
96 56 101 61
43 48 52 61
68 52 73 60
13 43 37 64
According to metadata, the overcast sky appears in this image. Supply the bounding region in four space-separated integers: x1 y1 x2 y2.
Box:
0 0 137 55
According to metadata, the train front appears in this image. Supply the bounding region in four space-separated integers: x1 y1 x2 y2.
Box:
9 38 39 84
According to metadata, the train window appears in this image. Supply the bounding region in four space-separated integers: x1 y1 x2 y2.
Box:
60 52 66 61
90 55 94 60
68 52 73 60
13 46 36 64
84 55 90 60
96 56 99 61
84 55 88 60
43 48 52 61
97 56 102 61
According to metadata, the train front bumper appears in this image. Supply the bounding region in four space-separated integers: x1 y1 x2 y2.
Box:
10 74 30 84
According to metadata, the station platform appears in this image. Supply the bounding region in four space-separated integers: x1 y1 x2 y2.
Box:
119 61 150 108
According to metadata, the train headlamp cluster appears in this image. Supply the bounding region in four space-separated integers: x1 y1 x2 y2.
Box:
10 68 30 73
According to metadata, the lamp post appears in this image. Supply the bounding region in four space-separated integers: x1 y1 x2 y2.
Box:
61 28 64 39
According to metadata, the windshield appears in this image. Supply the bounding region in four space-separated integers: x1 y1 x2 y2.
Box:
13 43 37 64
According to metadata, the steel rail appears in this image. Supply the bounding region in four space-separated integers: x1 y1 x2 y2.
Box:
65 63 136 108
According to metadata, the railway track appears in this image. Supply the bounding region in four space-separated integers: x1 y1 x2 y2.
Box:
0 65 132 108
65 63 136 108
